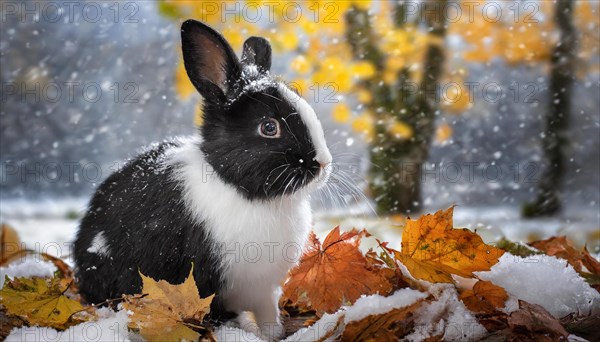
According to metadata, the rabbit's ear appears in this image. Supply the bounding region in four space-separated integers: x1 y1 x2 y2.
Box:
181 20 241 103
241 37 272 73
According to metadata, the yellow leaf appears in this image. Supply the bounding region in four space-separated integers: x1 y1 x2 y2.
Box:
435 123 452 143
388 121 413 140
123 265 215 342
332 103 351 123
387 207 505 283
194 100 204 127
351 113 374 137
356 89 373 104
175 61 195 100
0 276 85 329
291 55 311 74
351 61 376 80
288 79 308 97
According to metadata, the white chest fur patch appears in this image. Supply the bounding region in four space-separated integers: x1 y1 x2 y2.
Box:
165 137 312 311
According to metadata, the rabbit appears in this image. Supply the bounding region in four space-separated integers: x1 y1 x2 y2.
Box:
73 19 332 341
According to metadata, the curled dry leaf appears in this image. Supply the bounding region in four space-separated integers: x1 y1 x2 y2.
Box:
459 280 508 314
383 207 505 283
530 236 600 277
341 300 425 342
507 300 568 341
282 227 394 315
0 276 86 329
0 224 26 266
122 265 215 342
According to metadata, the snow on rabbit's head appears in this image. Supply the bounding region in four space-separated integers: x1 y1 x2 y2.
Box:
181 20 332 201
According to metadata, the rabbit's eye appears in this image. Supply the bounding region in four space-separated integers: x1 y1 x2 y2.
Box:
259 118 280 138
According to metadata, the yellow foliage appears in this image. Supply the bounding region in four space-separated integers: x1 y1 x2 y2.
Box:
357 88 373 104
332 103 351 123
175 60 195 100
291 55 311 74
194 101 203 127
0 276 85 329
388 120 413 140
222 27 244 52
289 79 309 97
268 29 299 52
435 123 453 143
352 112 374 137
123 266 214 342
384 207 505 283
351 61 376 79
441 81 472 112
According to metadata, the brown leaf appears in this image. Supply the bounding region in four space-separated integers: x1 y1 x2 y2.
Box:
530 236 585 272
283 227 394 315
341 300 424 342
582 246 600 276
507 300 568 341
0 224 26 266
459 281 508 314
384 207 505 283
122 265 215 342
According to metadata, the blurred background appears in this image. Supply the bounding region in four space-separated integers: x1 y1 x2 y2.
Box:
1 1 599 252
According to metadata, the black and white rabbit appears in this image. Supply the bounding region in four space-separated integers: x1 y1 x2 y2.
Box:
73 19 332 340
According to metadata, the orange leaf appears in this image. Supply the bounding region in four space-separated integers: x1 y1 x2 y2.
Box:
392 207 505 283
530 236 600 276
459 280 508 314
283 227 394 315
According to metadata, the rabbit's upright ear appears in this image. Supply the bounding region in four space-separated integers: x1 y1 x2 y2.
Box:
241 37 272 73
181 20 241 103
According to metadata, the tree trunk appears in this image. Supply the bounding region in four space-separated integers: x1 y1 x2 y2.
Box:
345 1 447 214
523 0 576 217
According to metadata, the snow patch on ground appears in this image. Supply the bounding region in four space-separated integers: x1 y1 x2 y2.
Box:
5 307 130 342
404 284 487 341
0 258 57 288
476 253 600 318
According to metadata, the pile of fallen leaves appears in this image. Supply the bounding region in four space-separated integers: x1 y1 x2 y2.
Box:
1 207 599 341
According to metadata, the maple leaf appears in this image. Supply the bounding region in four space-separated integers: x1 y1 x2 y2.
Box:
459 280 508 314
282 227 394 315
122 265 215 342
341 300 425 342
0 276 85 329
385 207 505 283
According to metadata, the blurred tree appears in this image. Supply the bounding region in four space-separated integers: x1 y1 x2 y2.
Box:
452 0 598 217
523 0 576 217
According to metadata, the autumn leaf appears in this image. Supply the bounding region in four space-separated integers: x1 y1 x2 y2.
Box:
283 227 394 315
341 300 425 342
507 300 568 341
530 236 600 276
123 265 215 342
459 280 508 314
0 276 85 329
386 207 505 283
1 224 26 266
